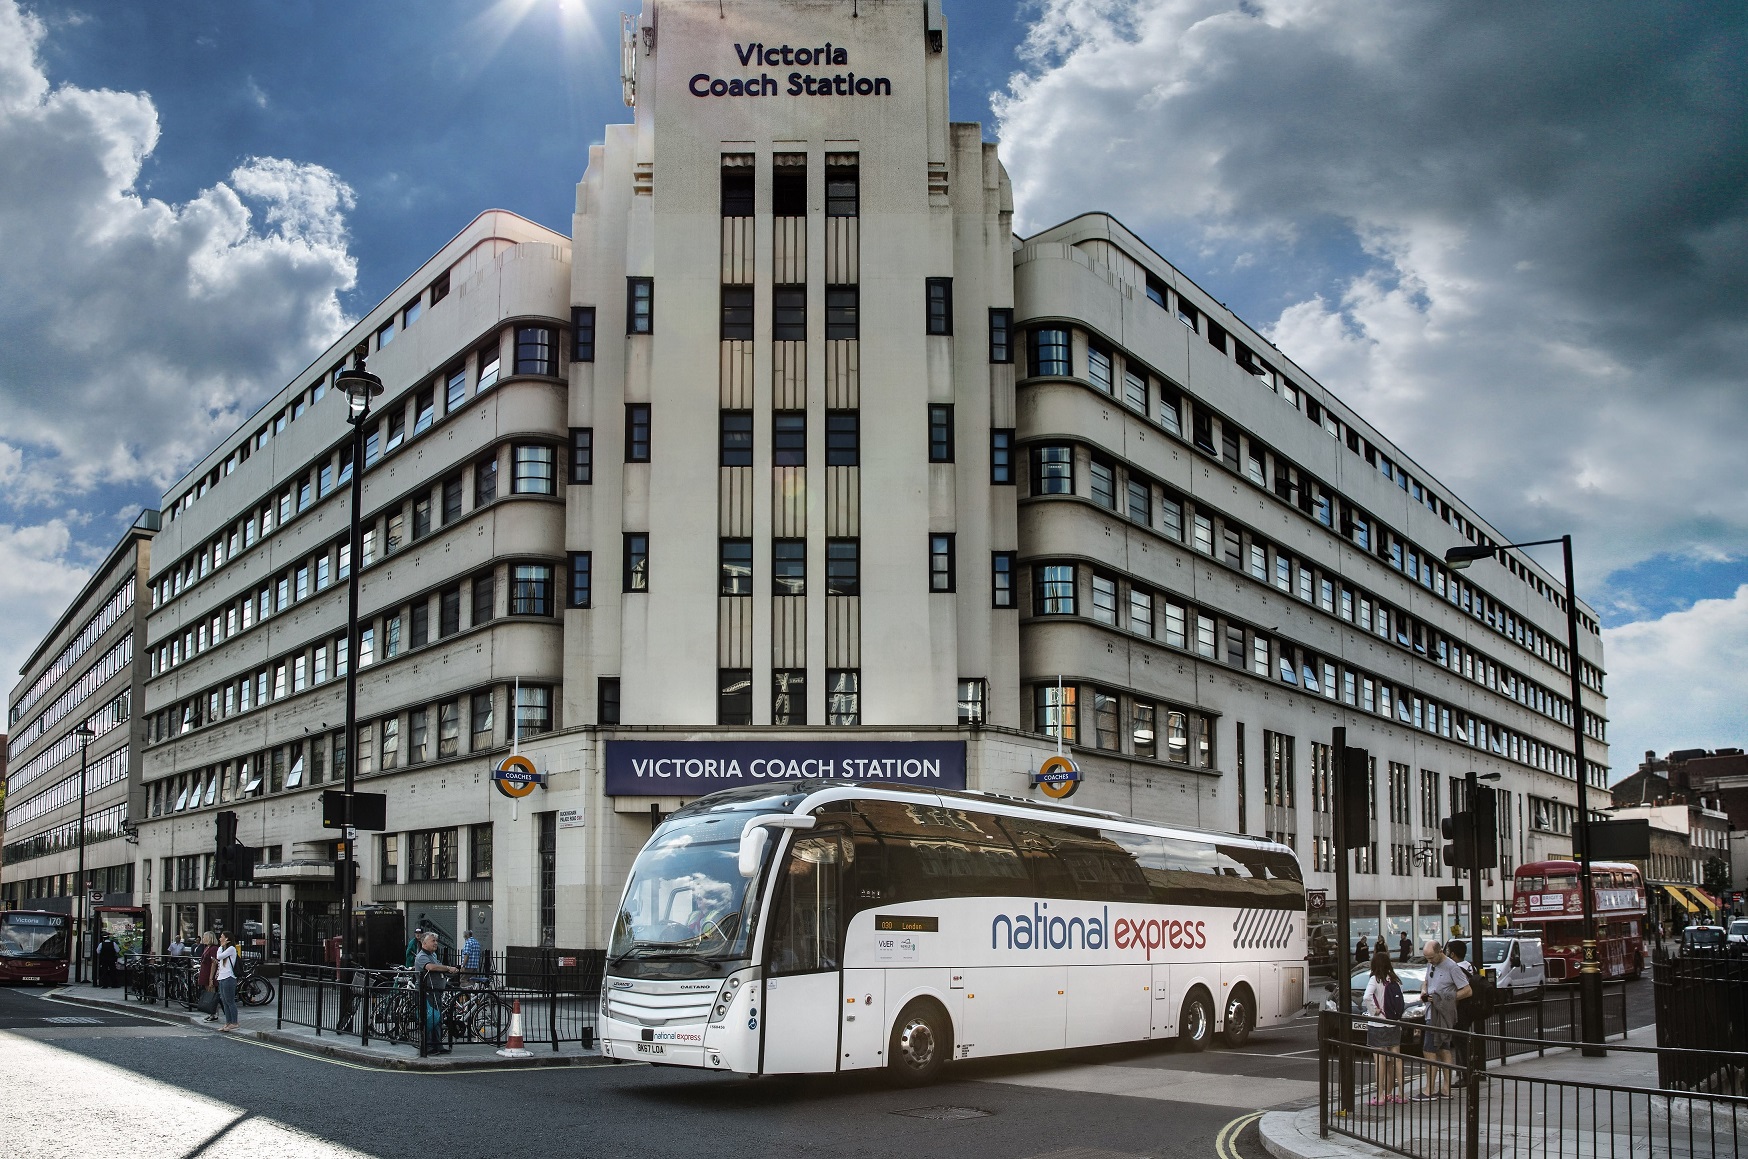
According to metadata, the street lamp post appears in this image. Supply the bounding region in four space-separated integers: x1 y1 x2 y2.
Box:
334 347 383 971
1447 533 1605 1056
72 724 95 984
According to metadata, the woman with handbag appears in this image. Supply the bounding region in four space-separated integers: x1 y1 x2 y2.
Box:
215 931 241 1031
196 932 220 1021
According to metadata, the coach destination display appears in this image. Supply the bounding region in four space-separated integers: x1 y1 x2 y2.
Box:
604 740 966 796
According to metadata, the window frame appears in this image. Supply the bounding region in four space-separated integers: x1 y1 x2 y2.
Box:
927 404 954 463
568 552 591 609
929 533 956 593
625 403 651 463
626 277 653 335
623 533 649 593
570 427 593 485
826 538 860 596
572 306 596 362
992 551 1017 608
925 277 953 335
990 428 1015 484
988 308 1014 364
721 409 754 467
720 285 754 341
825 410 859 466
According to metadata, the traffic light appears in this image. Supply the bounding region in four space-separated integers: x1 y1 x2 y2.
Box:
1471 784 1499 870
1337 746 1371 850
1442 811 1477 869
215 810 238 849
217 843 255 883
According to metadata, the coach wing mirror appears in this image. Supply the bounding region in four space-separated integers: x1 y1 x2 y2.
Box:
738 814 818 877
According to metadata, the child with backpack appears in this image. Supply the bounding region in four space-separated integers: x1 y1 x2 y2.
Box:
1363 948 1408 1105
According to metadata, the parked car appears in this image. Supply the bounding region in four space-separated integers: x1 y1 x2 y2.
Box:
1322 963 1429 1053
1726 920 1748 958
1477 933 1546 999
1681 925 1728 956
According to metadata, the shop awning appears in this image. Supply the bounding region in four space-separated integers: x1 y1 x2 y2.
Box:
1679 885 1720 913
1660 883 1699 912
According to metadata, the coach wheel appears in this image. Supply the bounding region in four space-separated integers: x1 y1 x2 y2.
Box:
1222 988 1254 1048
1179 990 1213 1052
888 1000 950 1086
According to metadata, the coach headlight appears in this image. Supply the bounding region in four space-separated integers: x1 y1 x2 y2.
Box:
710 968 755 1023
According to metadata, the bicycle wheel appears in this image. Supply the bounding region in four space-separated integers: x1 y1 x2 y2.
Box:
241 976 275 1007
368 993 400 1041
461 996 509 1045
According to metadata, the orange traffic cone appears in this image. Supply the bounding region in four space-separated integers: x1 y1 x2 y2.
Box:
497 998 533 1058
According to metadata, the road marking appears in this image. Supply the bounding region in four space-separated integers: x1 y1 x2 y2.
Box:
1215 1110 1265 1159
42 1015 104 1024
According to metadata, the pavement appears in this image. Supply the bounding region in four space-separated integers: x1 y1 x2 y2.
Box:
44 980 610 1071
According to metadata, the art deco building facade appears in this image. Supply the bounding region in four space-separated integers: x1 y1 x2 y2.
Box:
18 0 1605 957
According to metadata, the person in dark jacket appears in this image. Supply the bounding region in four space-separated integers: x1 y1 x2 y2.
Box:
95 933 120 987
1355 935 1370 965
1398 931 1412 963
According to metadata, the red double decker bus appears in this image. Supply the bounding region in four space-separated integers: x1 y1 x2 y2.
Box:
0 910 70 985
1511 860 1645 981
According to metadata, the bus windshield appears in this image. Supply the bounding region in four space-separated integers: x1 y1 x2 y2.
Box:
610 813 760 966
0 913 68 958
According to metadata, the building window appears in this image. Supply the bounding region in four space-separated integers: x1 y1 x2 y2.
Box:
1029 328 1070 377
719 669 753 726
826 410 859 466
439 585 461 638
773 411 807 466
624 533 649 592
773 539 806 596
718 409 754 466
989 308 1014 363
721 286 754 340
922 403 955 463
627 277 653 334
568 552 591 609
1034 682 1076 743
379 717 400 771
414 386 436 435
826 166 858 217
379 835 398 884
1091 574 1118 624
515 326 556 376
720 539 753 595
992 551 1016 608
772 165 806 215
572 306 596 362
1130 587 1153 636
511 444 556 494
1035 564 1076 615
1031 445 1073 494
929 534 955 593
438 700 460 758
537 811 556 948
957 678 987 725
470 691 494 751
1092 690 1121 751
925 277 953 335
773 285 806 341
625 403 651 463
376 319 395 350
827 669 860 725
772 670 806 725
1090 458 1117 509
511 564 553 615
1087 343 1114 395
826 539 859 596
825 286 858 340
1123 369 1147 413
570 428 593 484
409 828 457 882
721 169 754 216
442 475 463 523
991 428 1015 484
477 341 501 390
472 570 495 625
515 684 552 737
474 455 498 506
470 824 493 879
597 678 620 726
1126 477 1150 524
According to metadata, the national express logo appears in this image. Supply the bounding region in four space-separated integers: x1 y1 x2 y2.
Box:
991 903 1208 960
1232 907 1296 951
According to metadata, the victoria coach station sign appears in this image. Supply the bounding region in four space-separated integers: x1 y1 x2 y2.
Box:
604 740 965 796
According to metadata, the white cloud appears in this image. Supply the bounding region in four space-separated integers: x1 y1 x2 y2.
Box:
1603 587 1748 774
0 0 357 502
0 519 100 696
994 0 1748 586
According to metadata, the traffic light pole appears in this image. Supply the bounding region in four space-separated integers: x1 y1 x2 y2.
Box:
1561 535 1606 1057
339 360 375 972
1331 726 1355 1116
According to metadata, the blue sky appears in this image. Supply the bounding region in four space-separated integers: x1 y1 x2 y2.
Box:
1 0 1743 773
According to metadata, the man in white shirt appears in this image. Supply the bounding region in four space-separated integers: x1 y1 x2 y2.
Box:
1417 940 1471 1099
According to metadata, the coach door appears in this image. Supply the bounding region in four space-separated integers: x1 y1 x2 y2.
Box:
761 830 849 1073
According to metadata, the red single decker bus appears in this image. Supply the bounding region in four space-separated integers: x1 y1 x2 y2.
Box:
1511 860 1645 981
0 910 70 985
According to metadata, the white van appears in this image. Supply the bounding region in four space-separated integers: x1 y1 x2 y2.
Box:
1478 932 1546 997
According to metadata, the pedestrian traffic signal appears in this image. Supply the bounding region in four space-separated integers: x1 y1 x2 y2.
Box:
1442 811 1477 869
215 810 238 850
1471 784 1499 870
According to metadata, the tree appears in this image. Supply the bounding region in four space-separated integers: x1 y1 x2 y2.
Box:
1703 855 1730 894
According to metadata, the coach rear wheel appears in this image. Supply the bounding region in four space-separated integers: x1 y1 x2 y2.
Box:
1222 989 1254 1047
888 1000 950 1086
1179 990 1213 1052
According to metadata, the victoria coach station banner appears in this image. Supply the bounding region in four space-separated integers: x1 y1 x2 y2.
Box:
603 740 966 796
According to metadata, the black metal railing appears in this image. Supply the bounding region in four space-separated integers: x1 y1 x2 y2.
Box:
275 950 602 1056
1653 946 1748 1092
1319 1010 1748 1159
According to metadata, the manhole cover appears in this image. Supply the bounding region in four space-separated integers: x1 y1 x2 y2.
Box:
42 1016 103 1025
892 1105 991 1121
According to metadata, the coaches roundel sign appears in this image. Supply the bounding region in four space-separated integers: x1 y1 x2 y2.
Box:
1031 754 1081 800
493 755 544 799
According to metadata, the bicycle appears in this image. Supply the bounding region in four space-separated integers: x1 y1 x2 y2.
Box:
441 975 509 1045
367 968 421 1044
236 958 275 1007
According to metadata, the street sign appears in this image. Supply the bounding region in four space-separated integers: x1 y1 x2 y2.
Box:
1030 754 1081 799
88 891 104 905
557 808 586 829
321 790 387 831
493 754 546 799
1307 889 1328 912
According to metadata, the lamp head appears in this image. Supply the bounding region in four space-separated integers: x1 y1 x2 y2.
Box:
336 343 383 420
74 725 95 740
1444 544 1498 570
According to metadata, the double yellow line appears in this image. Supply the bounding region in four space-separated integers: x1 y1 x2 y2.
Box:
1215 1110 1266 1159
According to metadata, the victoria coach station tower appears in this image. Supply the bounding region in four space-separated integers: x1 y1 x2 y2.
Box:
112 0 1607 959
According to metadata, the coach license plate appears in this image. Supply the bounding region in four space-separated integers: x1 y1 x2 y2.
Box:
23 977 40 982
635 1042 666 1055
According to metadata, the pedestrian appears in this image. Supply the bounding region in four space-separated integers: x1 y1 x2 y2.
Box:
415 931 461 1055
1363 948 1407 1105
168 933 187 957
1447 939 1483 1084
196 932 220 1021
460 929 482 974
1397 930 1412 963
405 925 424 968
1417 940 1472 1100
1355 934 1369 965
95 931 120 988
215 931 241 1031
